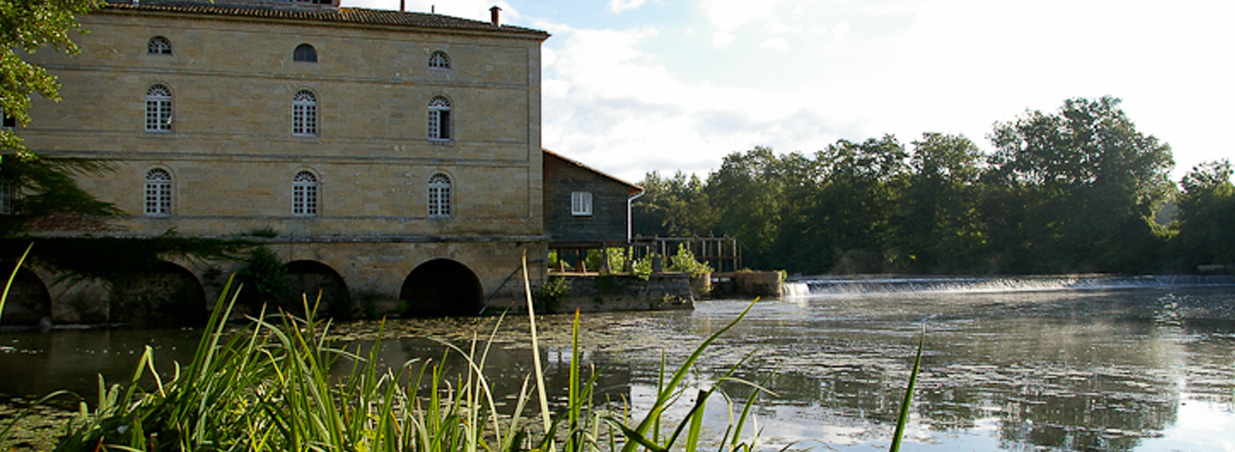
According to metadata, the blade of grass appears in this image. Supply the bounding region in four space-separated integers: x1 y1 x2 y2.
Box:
619 299 758 452
888 325 926 452
521 249 554 445
0 242 33 324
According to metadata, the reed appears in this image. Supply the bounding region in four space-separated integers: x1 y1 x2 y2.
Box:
36 275 780 452
2 255 922 451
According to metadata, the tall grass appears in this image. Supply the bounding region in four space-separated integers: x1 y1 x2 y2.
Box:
2 249 924 452
33 274 782 452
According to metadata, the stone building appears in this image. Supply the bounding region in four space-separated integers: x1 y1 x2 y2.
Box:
4 0 556 323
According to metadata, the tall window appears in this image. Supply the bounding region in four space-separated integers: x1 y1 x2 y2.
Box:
147 36 172 55
428 173 451 217
145 85 172 132
293 90 318 136
0 179 16 215
428 51 450 69
1 107 15 129
571 191 593 216
292 171 318 217
294 43 317 62
144 169 172 216
428 96 451 141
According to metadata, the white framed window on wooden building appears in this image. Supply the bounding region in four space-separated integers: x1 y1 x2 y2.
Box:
571 191 592 217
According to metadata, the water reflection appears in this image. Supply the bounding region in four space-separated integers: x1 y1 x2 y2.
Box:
2 288 1233 451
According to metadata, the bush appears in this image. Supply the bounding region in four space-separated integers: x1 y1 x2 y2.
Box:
668 243 712 278
235 247 291 312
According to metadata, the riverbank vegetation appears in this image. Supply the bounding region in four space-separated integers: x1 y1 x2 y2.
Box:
634 97 1234 275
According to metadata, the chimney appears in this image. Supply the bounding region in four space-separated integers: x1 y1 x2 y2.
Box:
399 0 405 12
490 6 501 27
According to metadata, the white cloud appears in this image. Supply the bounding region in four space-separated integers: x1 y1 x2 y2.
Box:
711 32 734 47
760 38 790 52
608 0 651 13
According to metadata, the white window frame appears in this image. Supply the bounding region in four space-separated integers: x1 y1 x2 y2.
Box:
428 96 451 141
144 168 172 216
293 90 318 137
147 36 172 56
428 173 452 218
429 51 450 69
292 171 318 217
571 191 593 217
145 85 172 132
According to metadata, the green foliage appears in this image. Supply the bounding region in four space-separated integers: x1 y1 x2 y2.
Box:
667 243 712 278
0 235 249 286
0 157 121 235
632 170 716 237
533 275 570 312
235 247 291 312
1 0 103 163
1173 159 1235 269
628 97 1193 275
631 253 654 280
46 280 782 452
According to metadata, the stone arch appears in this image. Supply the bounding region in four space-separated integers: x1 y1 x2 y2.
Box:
0 263 52 327
111 262 207 327
284 260 350 319
400 259 483 317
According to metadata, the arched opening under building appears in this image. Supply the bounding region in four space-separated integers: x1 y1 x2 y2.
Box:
400 259 483 317
284 260 351 319
0 264 52 328
110 262 207 327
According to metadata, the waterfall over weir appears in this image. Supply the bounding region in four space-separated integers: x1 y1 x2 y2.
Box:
782 274 1235 297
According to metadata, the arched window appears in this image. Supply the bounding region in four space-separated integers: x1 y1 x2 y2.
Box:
428 173 451 218
428 96 451 141
147 36 172 55
145 84 172 132
292 171 318 217
293 43 317 63
428 51 450 69
144 168 172 216
293 90 318 136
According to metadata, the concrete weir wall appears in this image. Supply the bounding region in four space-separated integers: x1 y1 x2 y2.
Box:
547 274 695 313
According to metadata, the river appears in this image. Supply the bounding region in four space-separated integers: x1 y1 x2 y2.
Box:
2 278 1234 451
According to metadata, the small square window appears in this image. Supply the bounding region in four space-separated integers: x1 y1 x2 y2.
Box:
571 191 592 217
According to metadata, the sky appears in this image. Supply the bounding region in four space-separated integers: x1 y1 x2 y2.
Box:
348 0 1234 184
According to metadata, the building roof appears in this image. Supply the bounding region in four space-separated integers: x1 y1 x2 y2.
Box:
100 1 550 39
544 149 644 196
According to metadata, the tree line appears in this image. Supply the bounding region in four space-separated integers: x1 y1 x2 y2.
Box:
632 97 1235 275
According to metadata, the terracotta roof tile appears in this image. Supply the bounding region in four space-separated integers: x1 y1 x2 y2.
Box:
101 1 549 38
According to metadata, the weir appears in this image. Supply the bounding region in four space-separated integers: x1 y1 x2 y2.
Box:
783 274 1235 297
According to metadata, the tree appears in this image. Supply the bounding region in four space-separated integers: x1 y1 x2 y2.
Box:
900 133 987 273
704 147 787 269
632 171 715 238
1173 159 1235 270
2 0 103 162
1 0 114 233
985 97 1174 272
811 135 909 273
